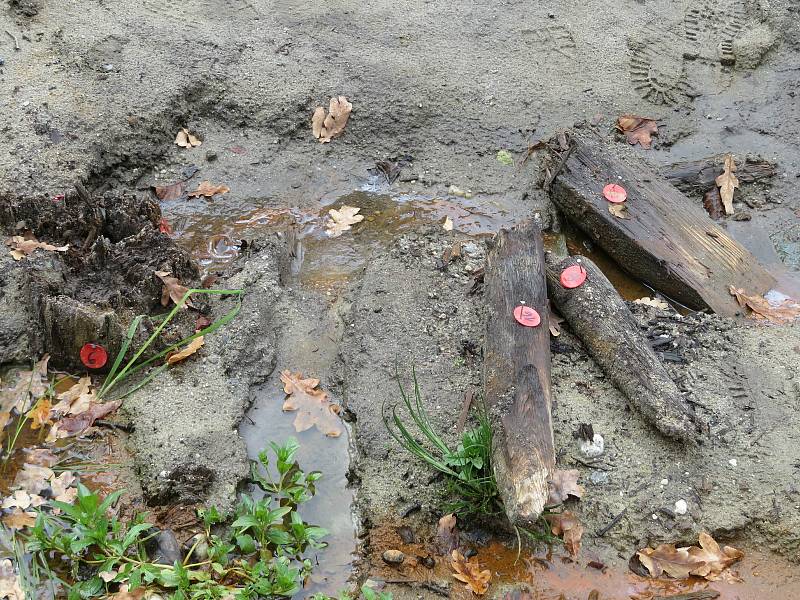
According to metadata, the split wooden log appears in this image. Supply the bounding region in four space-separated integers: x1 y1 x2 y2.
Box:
545 253 697 441
546 130 776 315
483 220 555 527
662 154 776 197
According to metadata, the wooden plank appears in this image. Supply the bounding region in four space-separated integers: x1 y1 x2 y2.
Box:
483 220 554 527
662 154 776 197
545 254 697 441
546 130 776 315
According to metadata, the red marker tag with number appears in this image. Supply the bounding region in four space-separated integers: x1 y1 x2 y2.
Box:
80 343 108 369
603 183 627 203
560 264 587 289
513 305 541 327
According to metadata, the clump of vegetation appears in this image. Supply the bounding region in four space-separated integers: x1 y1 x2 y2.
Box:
18 439 326 599
383 367 501 518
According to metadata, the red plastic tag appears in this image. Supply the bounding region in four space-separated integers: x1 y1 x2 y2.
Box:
513 305 541 327
560 264 587 289
603 183 627 203
80 343 108 369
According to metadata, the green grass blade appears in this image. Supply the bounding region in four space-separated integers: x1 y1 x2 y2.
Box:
99 315 143 397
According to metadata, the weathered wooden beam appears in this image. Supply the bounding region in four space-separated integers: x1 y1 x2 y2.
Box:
483 220 554 526
662 154 776 197
545 254 697 441
546 130 776 315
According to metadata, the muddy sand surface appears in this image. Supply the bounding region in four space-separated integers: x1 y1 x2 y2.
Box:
2 0 800 598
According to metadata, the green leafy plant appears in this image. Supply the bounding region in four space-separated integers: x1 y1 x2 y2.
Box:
383 367 502 518
309 585 393 600
18 439 326 599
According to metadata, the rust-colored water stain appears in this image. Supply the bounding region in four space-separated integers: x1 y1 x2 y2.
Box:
366 521 800 600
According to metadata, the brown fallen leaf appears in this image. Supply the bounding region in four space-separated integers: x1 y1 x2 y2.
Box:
729 286 800 324
451 550 491 595
637 532 743 580
108 584 147 600
153 181 186 201
608 203 631 219
549 305 564 337
175 128 202 148
167 336 205 365
715 155 739 215
155 271 194 308
616 115 659 149
326 205 364 238
50 471 77 504
703 186 725 220
1 509 37 530
6 235 68 260
188 181 230 198
634 297 670 310
28 398 52 430
48 400 122 440
547 469 584 505
13 464 55 495
50 376 95 416
435 513 459 554
0 559 24 600
312 96 353 143
279 370 342 437
546 511 584 558
0 356 51 415
1 490 45 511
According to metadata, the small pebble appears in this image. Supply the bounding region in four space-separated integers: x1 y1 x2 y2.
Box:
580 433 605 458
674 499 688 515
729 458 738 467
660 479 669 486
382 549 405 565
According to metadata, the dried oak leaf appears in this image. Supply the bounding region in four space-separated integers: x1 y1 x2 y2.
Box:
715 154 739 215
167 336 205 365
436 513 459 554
1 509 37 530
108 585 147 600
0 559 24 600
5 235 69 260
548 469 584 505
48 400 122 440
155 271 194 308
326 205 364 238
13 464 54 495
637 532 743 580
451 550 491 595
729 286 800 324
608 203 631 220
28 398 52 430
0 355 50 415
616 115 659 149
279 370 342 437
546 511 584 558
312 96 353 143
154 181 186 201
175 128 202 148
50 376 95 416
50 471 77 504
188 181 230 198
1 490 45 511
634 297 670 310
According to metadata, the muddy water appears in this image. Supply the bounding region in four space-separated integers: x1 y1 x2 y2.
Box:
165 187 800 598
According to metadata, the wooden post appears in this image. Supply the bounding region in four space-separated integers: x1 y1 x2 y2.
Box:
545 253 697 441
483 220 555 526
546 130 776 315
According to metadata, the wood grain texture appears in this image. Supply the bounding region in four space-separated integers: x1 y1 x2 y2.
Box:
662 155 775 197
547 131 776 315
545 253 697 441
483 220 554 526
